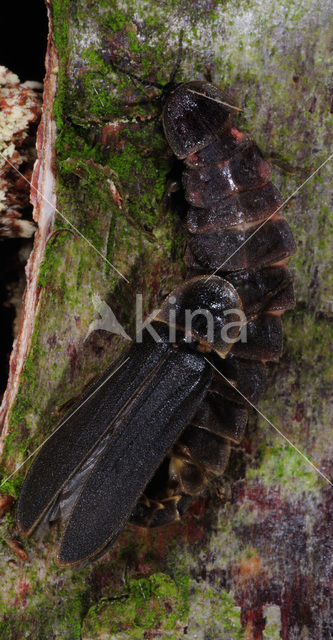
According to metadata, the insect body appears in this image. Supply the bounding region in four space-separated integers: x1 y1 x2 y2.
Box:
17 81 296 566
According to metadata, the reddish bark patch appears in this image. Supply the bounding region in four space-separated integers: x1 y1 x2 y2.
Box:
0 493 14 517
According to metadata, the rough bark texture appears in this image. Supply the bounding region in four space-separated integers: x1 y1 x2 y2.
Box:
0 1 332 638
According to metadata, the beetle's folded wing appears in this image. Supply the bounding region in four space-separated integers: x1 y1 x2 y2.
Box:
17 326 172 536
57 346 211 566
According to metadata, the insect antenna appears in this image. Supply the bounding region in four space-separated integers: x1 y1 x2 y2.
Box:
109 29 185 101
120 70 163 92
167 29 184 87
122 29 184 95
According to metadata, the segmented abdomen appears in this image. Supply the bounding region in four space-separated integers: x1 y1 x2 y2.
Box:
131 81 296 528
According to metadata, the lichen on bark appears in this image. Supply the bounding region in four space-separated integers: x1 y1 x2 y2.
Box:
0 0 332 638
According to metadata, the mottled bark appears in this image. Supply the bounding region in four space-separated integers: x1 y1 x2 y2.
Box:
0 1 332 638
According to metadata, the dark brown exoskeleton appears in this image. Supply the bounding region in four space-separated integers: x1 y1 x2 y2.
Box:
17 81 296 566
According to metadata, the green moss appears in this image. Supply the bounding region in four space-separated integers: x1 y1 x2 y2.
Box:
263 605 282 640
247 443 320 494
187 584 244 639
52 0 70 57
0 583 87 640
38 231 69 288
82 573 186 638
244 308 333 498
285 310 333 368
52 0 71 130
102 10 128 32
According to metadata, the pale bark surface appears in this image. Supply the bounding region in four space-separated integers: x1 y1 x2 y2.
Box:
0 1 332 638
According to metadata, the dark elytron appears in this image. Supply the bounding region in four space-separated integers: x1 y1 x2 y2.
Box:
17 81 296 566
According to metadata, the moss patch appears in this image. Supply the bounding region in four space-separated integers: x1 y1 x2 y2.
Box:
81 573 187 639
246 443 320 495
187 583 244 639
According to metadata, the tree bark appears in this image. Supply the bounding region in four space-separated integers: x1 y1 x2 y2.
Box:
0 1 332 638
